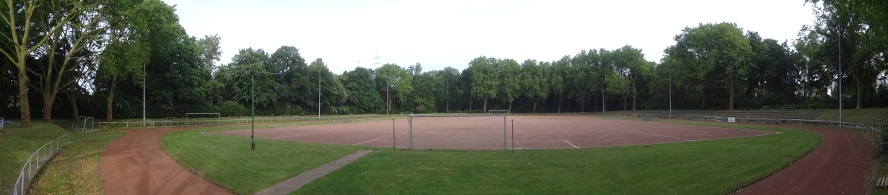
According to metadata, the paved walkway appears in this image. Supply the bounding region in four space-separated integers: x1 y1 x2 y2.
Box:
99 128 231 195
255 150 374 195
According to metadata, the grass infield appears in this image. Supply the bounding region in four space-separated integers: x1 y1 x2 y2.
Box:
162 118 818 194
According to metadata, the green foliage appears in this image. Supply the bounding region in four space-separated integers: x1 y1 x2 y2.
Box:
343 67 383 113
468 56 499 111
214 101 249 116
663 22 753 110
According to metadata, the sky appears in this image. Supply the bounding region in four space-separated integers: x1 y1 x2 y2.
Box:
163 0 817 73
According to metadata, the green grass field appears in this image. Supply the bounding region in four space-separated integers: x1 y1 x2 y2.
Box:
162 118 818 194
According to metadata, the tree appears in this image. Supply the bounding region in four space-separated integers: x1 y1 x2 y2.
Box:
467 56 499 112
308 58 347 114
411 71 441 113
439 67 461 112
32 0 107 122
663 22 753 110
805 0 885 109
498 58 521 112
612 45 652 110
1 0 86 126
520 59 549 113
97 0 154 121
550 57 570 112
343 67 382 113
268 45 308 110
375 63 409 112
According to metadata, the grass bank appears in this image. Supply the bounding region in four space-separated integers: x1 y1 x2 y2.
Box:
29 130 123 194
163 119 817 194
0 121 72 193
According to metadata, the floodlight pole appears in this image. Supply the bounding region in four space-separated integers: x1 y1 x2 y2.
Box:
838 25 843 128
669 70 672 117
251 71 256 151
143 63 146 127
318 69 321 119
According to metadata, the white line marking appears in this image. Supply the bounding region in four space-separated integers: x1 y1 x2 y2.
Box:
352 138 381 145
623 130 692 141
562 140 579 149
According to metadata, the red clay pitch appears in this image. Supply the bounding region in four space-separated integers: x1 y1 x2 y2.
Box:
213 116 775 149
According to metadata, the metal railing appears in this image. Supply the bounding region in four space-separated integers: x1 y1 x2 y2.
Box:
97 115 390 129
11 133 72 195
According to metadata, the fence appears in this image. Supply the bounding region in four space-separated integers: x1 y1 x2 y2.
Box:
97 115 389 129
11 133 72 195
626 113 886 156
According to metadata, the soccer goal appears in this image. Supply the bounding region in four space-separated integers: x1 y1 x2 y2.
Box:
75 116 95 136
399 112 413 116
488 110 509 115
185 113 221 126
407 113 507 150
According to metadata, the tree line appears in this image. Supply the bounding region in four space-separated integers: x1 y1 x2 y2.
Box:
2 0 886 127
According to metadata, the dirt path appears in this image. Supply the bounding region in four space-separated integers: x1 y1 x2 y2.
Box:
98 127 230 195
737 126 876 194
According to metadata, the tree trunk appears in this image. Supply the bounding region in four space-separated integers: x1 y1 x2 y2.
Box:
623 96 627 111
728 83 735 110
67 87 79 120
42 95 55 122
17 68 31 127
632 88 637 111
557 96 563 113
106 79 118 121
483 98 488 112
856 77 862 109
508 100 513 113
580 101 585 112
532 98 538 113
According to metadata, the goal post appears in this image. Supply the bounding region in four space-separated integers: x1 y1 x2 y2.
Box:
185 113 221 126
407 113 507 150
488 110 509 115
399 112 413 116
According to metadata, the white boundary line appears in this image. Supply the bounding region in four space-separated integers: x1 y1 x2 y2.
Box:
623 129 693 141
562 140 579 149
352 138 381 145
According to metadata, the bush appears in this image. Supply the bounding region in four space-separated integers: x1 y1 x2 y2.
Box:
215 101 249 117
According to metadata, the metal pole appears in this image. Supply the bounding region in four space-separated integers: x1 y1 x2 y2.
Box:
392 119 395 150
143 64 146 127
669 70 672 117
318 69 321 119
386 82 390 115
838 25 843 128
251 72 255 151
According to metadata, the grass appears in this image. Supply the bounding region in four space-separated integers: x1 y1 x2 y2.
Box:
161 118 818 194
0 121 73 193
295 122 816 194
161 124 366 194
29 130 124 194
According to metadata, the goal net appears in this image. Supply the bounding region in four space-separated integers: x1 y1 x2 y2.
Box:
185 113 221 126
408 114 506 150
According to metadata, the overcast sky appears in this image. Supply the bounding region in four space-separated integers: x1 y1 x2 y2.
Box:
163 0 816 73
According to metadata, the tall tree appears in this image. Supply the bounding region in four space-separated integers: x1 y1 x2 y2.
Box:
521 59 549 113
343 67 382 113
97 0 152 121
612 45 652 110
664 22 753 110
550 57 570 112
1 0 85 126
467 56 498 112
439 67 461 112
498 58 521 112
308 58 347 114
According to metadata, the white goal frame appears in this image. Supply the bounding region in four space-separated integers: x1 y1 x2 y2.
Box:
399 112 413 116
407 113 507 150
185 113 221 126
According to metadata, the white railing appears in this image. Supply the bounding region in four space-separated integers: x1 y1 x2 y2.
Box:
11 133 72 195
